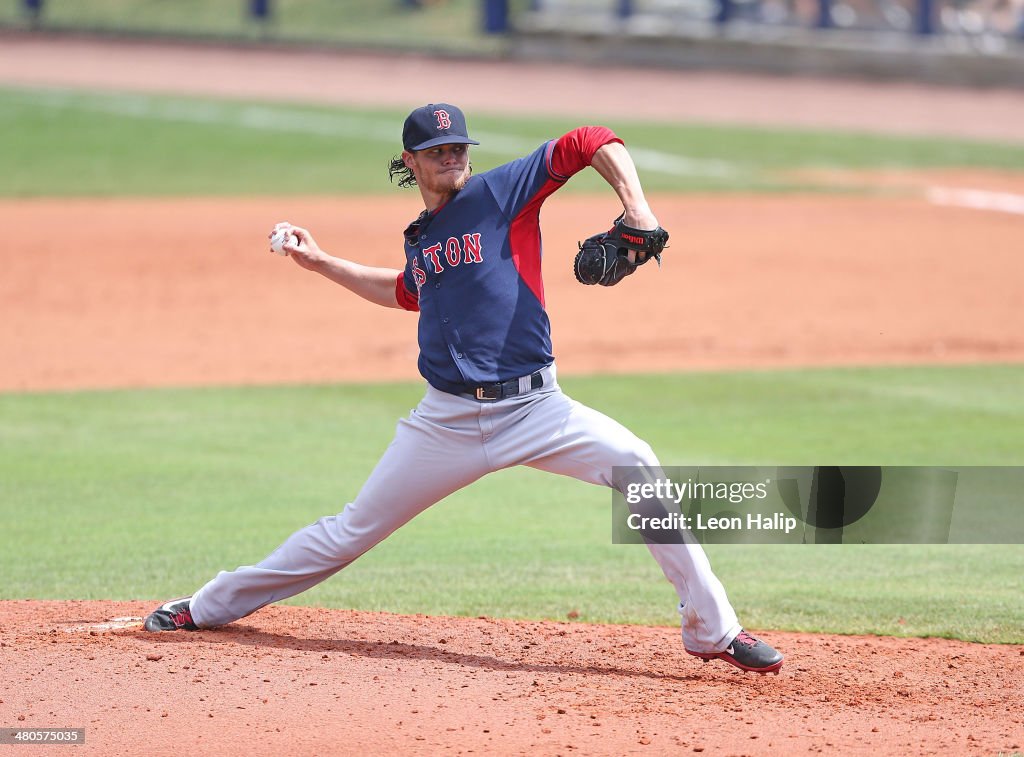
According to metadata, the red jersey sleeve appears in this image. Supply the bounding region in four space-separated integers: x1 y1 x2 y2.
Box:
547 126 623 181
395 271 419 312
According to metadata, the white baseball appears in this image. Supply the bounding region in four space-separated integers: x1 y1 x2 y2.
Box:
270 229 297 256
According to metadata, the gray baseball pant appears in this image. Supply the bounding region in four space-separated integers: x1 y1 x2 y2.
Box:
189 365 740 653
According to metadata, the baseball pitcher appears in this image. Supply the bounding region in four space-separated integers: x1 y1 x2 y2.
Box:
144 103 783 675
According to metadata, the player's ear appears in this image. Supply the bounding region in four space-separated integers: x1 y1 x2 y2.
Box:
401 150 416 171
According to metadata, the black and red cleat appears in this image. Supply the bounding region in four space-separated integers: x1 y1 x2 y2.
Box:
688 630 783 675
143 597 198 632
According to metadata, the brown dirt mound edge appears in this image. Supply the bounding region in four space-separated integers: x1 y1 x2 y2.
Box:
2 600 1021 756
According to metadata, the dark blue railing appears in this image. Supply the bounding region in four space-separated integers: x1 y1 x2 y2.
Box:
16 0 1022 41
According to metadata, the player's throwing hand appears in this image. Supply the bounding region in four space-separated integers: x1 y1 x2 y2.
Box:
269 222 324 271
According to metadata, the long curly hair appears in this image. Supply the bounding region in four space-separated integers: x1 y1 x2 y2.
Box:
388 156 417 188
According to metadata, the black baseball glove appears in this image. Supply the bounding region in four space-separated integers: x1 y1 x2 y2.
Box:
574 216 669 287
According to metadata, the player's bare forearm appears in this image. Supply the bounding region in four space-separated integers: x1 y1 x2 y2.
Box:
590 142 658 231
271 222 404 309
307 256 404 309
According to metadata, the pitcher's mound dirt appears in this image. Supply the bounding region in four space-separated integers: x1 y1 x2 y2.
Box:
2 600 1021 756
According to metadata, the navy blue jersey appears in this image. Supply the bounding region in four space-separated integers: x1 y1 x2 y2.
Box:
396 127 621 394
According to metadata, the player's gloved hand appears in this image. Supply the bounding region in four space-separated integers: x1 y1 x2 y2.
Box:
573 216 669 287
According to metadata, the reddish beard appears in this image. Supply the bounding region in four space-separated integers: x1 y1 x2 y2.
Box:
432 165 470 194
450 167 470 192
414 162 470 196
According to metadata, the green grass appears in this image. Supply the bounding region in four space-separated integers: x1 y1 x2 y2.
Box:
0 0 508 55
1 365 1021 643
3 87 1024 197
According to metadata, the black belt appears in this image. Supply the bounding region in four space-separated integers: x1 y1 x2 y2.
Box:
461 371 544 402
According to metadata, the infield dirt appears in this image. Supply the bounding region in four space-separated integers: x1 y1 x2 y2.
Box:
3 191 1023 392
1 35 1022 757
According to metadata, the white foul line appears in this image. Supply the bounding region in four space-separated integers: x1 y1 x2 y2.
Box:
926 186 1024 216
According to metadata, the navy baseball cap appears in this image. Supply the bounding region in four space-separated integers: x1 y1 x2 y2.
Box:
402 103 480 151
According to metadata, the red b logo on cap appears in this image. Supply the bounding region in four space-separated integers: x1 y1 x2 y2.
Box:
434 109 451 130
